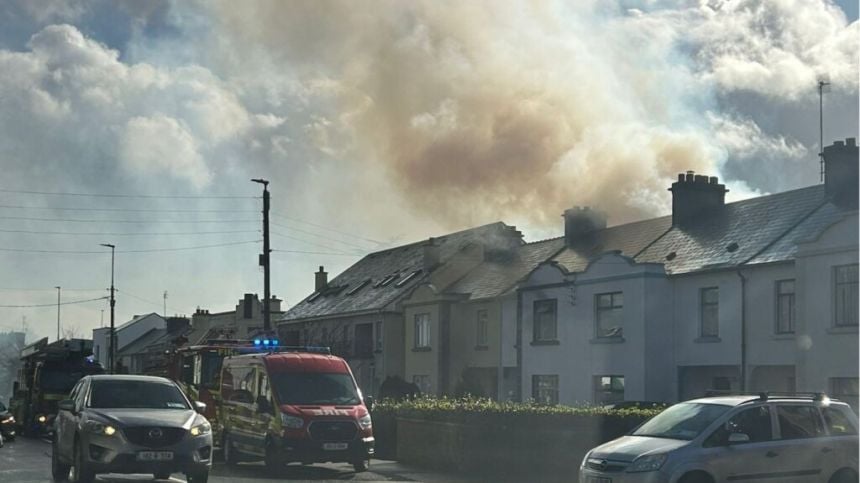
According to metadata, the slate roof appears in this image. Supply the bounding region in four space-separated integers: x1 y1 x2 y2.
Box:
445 237 566 300
281 223 522 321
635 185 831 274
552 216 673 273
115 313 162 332
117 327 165 356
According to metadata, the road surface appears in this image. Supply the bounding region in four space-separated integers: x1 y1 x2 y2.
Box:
0 437 479 483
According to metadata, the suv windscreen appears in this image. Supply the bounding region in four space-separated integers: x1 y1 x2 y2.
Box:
632 403 731 440
272 372 361 405
89 380 190 410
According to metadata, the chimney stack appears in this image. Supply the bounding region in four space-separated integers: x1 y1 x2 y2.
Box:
669 171 728 226
423 237 441 271
823 138 858 209
315 266 328 292
563 206 607 246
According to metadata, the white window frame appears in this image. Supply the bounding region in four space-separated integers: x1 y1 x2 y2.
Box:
414 313 431 349
700 287 719 338
476 309 489 348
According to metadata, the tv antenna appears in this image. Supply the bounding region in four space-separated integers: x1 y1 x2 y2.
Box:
818 74 831 183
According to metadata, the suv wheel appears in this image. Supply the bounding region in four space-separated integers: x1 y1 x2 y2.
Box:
352 458 370 473
70 439 95 483
154 471 171 480
679 471 714 483
223 432 239 466
187 470 209 483
51 439 70 481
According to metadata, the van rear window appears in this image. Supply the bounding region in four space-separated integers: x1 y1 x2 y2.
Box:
272 373 360 405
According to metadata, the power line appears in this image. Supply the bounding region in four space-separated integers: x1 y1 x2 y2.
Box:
0 228 258 236
0 188 258 199
0 296 108 308
116 289 189 315
270 230 358 255
270 221 376 250
0 204 258 214
0 240 261 254
0 216 257 224
0 287 104 292
271 212 383 244
271 249 363 257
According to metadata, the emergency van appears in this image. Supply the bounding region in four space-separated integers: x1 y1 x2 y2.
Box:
218 348 374 472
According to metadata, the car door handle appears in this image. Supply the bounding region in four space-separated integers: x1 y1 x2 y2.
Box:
765 451 779 458
821 447 833 454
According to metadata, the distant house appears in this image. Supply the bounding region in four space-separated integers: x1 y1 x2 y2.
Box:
278 223 526 398
185 293 284 346
117 317 190 375
93 313 165 369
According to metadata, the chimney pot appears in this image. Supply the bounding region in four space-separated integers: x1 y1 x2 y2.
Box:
678 174 685 182
847 137 857 147
670 172 728 226
835 140 845 147
315 266 328 292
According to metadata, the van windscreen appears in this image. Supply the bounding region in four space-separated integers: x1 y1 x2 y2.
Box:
272 372 361 405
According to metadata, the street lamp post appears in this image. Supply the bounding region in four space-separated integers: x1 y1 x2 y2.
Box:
100 243 116 374
55 286 61 341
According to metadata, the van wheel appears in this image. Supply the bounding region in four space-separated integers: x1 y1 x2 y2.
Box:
352 458 370 472
829 469 859 483
222 432 239 466
153 471 171 480
679 471 714 483
51 439 70 481
187 470 209 483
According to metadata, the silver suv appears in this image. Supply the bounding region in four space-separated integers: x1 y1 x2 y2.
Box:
580 394 858 483
52 375 213 483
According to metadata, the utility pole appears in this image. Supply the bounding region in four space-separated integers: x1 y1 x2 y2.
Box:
251 179 272 332
818 77 831 182
101 243 116 374
163 290 168 317
100 310 104 328
55 286 61 341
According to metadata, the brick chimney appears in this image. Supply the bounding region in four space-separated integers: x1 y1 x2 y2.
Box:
266 295 282 313
423 237 441 271
315 266 328 292
563 206 607 245
823 138 859 209
669 171 728 226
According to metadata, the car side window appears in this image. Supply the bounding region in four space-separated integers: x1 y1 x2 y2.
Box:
704 405 773 447
822 407 858 436
776 405 825 439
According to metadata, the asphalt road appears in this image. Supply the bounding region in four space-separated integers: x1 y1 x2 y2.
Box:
0 437 476 483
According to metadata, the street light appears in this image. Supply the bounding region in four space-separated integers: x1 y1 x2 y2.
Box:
55 286 61 341
100 243 116 374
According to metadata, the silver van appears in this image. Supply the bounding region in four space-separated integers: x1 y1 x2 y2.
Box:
580 394 858 483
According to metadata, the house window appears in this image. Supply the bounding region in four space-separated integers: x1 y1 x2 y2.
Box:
476 309 489 348
831 377 859 412
595 292 624 338
354 323 373 358
775 279 795 334
834 265 858 327
594 375 625 404
533 299 557 342
532 375 559 405
374 321 384 351
414 313 431 349
413 375 431 394
700 287 719 337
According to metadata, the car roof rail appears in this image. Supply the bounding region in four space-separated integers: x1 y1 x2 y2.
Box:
702 390 830 403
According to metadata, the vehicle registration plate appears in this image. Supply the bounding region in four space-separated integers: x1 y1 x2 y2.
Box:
137 451 174 461
322 442 348 451
586 477 611 483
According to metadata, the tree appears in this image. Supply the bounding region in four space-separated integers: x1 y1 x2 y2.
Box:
61 324 81 339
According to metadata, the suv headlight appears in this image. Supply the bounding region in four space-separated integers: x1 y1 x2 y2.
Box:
1 416 14 424
280 413 304 429
84 420 117 436
358 414 372 430
190 421 211 437
627 453 667 473
580 451 592 468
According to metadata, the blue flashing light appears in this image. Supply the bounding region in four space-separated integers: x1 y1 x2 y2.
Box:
253 339 261 346
272 339 279 346
263 339 271 346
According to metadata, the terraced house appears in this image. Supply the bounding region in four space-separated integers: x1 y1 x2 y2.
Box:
520 139 859 408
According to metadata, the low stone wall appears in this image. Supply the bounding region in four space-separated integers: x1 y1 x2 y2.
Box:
384 412 648 477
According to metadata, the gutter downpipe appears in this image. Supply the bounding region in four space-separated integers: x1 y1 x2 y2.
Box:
515 289 523 402
736 268 747 392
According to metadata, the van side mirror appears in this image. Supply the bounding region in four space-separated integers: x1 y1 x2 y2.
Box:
364 396 374 411
194 401 206 414
728 433 750 444
58 400 75 414
256 396 273 414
